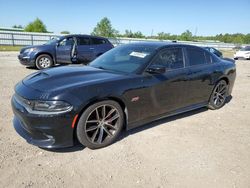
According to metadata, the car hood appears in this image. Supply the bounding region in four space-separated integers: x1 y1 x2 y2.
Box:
20 44 54 53
22 65 124 92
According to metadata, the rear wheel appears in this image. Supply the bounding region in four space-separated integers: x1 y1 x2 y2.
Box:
208 80 228 110
35 54 53 69
76 100 124 149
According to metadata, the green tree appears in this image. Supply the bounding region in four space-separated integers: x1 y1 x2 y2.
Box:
124 30 133 38
180 30 193 41
157 32 171 40
61 31 70 34
24 18 47 33
123 30 145 38
133 31 144 38
91 17 118 37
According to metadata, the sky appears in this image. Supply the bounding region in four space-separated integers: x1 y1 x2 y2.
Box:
0 0 249 36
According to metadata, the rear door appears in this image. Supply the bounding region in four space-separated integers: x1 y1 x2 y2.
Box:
89 37 113 59
185 47 219 105
76 36 95 63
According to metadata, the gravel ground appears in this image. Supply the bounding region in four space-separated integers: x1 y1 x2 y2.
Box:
0 52 250 188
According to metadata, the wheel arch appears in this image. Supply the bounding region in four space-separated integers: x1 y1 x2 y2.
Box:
72 96 128 143
217 76 230 85
35 52 55 65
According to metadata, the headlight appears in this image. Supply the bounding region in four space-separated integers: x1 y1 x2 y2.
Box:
14 95 73 115
23 48 35 54
33 101 72 113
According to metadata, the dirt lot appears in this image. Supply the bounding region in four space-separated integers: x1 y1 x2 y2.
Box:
0 52 250 188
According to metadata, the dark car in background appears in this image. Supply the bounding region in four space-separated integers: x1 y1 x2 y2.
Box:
18 34 114 69
12 43 236 149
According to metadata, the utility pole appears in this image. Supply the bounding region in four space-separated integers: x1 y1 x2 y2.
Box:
151 29 154 37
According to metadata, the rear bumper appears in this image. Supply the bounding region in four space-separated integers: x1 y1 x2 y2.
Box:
18 54 36 66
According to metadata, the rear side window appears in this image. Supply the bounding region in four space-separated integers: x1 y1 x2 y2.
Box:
78 37 90 45
91 38 107 45
187 48 206 66
152 48 184 69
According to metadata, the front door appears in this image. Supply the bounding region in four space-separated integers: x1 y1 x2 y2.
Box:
147 47 190 116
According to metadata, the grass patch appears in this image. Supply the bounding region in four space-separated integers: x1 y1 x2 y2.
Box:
0 45 23 51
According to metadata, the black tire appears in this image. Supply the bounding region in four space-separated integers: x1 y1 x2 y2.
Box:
76 100 124 149
208 80 228 110
35 54 53 69
234 58 238 60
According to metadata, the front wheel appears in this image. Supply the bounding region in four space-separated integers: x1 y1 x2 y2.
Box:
35 54 53 69
76 100 124 149
208 80 228 110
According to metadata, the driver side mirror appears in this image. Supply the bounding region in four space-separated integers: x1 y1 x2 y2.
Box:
146 65 166 74
56 42 60 47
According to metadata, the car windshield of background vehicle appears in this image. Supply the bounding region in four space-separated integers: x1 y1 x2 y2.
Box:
89 44 156 73
240 46 250 51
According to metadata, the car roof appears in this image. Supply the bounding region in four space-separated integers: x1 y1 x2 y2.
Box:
124 41 203 50
63 34 107 40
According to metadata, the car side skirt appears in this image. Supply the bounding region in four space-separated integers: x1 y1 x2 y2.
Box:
127 101 208 130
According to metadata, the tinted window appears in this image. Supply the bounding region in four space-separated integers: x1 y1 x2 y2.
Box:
91 38 106 45
152 48 184 69
78 37 90 45
187 48 206 66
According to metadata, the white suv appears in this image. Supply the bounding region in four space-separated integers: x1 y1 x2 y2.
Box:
234 46 250 60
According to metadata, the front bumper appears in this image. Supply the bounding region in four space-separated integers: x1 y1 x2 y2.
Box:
18 54 36 66
11 95 76 149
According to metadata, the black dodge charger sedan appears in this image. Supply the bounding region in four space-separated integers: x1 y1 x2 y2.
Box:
12 43 236 149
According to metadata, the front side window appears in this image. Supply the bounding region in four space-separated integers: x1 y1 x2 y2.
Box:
187 48 206 66
59 37 74 46
152 48 184 69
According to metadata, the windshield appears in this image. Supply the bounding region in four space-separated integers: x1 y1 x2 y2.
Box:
89 44 157 73
44 37 62 45
240 46 250 51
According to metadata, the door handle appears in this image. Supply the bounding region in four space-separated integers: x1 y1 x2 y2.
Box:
89 48 94 50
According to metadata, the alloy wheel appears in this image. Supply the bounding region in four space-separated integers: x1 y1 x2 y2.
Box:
39 57 51 68
85 105 120 144
212 81 227 108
